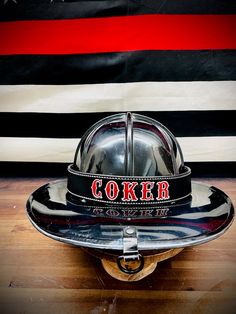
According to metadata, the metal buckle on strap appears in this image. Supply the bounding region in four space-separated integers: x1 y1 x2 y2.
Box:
117 227 144 274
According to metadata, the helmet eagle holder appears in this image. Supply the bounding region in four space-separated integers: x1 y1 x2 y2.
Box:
27 113 234 281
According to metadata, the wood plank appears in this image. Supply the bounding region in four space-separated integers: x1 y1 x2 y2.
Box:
0 177 235 313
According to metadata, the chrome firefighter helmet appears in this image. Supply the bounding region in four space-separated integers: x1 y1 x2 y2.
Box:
67 112 191 209
26 112 234 279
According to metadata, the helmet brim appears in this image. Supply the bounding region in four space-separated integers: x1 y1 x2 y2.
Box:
26 179 234 251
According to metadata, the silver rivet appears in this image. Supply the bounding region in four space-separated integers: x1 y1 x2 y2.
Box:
125 226 136 235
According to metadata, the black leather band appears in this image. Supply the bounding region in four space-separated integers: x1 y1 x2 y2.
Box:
67 165 191 205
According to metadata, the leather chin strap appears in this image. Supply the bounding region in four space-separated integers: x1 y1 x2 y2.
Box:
67 165 191 205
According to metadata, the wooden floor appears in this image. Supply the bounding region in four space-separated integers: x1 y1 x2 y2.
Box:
0 177 235 314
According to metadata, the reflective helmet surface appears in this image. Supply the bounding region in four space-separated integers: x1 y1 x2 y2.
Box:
73 113 185 177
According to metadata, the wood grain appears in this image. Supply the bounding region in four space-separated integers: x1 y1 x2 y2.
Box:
0 177 235 313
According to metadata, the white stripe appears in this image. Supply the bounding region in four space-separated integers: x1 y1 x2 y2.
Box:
177 137 236 162
0 137 235 162
0 81 235 112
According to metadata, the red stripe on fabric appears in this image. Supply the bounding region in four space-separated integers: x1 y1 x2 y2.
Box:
1 15 236 55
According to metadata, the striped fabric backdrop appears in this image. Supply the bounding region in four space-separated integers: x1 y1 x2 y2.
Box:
0 0 236 176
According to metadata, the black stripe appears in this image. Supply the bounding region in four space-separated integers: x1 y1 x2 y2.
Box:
0 162 235 177
1 111 235 138
1 0 236 21
0 50 235 85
